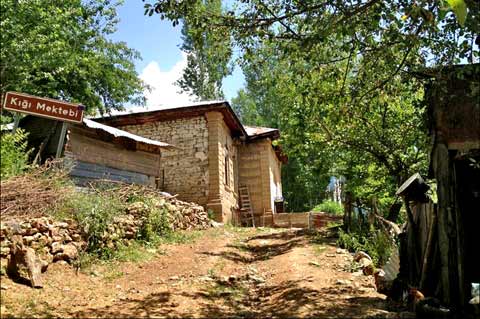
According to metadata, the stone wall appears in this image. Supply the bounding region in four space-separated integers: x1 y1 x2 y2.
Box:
121 116 209 206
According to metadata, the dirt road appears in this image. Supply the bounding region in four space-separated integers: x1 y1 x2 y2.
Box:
1 227 403 318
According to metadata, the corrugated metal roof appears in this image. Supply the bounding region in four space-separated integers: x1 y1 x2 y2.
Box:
82 119 174 149
244 125 279 137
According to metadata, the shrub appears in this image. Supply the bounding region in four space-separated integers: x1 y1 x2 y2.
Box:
313 200 343 215
337 226 393 266
0 129 31 179
138 201 172 242
60 192 125 255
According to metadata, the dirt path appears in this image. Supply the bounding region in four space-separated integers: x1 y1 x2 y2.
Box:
0 227 404 318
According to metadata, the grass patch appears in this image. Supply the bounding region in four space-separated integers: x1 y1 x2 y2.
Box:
74 241 159 275
312 200 344 215
313 245 327 255
156 230 203 244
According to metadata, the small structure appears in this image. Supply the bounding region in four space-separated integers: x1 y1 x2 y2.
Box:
397 64 480 315
15 116 174 187
66 119 174 186
96 101 286 224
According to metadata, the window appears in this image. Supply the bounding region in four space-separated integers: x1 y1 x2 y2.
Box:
225 154 229 186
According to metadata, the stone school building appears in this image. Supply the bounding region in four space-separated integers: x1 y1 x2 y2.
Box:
95 101 286 224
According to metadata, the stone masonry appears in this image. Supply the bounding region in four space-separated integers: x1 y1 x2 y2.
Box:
121 116 209 206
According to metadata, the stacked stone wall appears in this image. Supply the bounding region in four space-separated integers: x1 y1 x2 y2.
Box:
121 116 209 206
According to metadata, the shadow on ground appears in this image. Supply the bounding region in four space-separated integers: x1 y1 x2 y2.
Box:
72 277 396 318
199 229 310 263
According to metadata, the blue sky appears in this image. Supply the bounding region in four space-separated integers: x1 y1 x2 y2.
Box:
110 1 244 107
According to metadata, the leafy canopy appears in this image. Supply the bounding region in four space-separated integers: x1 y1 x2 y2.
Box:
144 0 478 214
1 0 147 114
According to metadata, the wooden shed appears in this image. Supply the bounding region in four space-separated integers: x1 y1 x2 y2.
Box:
65 119 175 187
15 115 175 187
397 64 480 316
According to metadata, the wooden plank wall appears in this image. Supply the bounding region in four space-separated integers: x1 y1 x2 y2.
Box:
67 126 161 187
265 212 343 229
68 159 153 186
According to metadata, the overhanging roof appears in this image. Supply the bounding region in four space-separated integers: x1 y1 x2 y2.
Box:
244 125 280 141
78 119 175 153
94 101 247 138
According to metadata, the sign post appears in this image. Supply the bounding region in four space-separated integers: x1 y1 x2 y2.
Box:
2 91 85 158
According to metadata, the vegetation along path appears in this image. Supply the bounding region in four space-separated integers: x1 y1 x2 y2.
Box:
1 227 403 318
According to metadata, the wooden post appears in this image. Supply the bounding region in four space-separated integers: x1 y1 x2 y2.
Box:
55 122 68 158
12 113 20 133
420 204 437 290
433 142 451 304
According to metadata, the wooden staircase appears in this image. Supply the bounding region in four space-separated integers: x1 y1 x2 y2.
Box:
239 184 255 227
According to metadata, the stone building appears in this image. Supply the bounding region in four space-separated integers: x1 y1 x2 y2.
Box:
97 101 286 224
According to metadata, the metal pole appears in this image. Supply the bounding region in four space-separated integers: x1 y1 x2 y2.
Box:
55 122 68 158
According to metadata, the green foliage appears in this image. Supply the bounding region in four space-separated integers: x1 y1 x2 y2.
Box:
144 0 478 215
1 0 146 114
313 200 344 216
175 0 232 100
207 209 215 220
0 129 31 179
447 0 468 26
60 192 125 256
337 227 393 267
138 203 172 243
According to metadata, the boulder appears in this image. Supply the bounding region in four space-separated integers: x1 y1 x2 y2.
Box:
51 242 63 254
57 243 78 262
7 237 43 288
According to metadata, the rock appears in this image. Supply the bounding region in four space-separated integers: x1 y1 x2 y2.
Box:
7 238 43 288
63 234 73 242
38 235 52 246
23 236 35 245
51 242 63 254
59 243 78 261
0 247 10 257
335 279 352 285
55 222 69 229
71 233 82 241
51 235 62 242
40 259 49 273
354 251 372 262
336 248 348 254
25 228 39 236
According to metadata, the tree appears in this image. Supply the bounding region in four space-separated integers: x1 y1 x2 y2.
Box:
143 0 477 216
175 0 233 100
1 0 146 115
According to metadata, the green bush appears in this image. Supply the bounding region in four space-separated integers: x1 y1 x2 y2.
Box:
337 226 393 266
60 192 125 255
312 200 344 215
1 129 31 179
138 201 172 242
